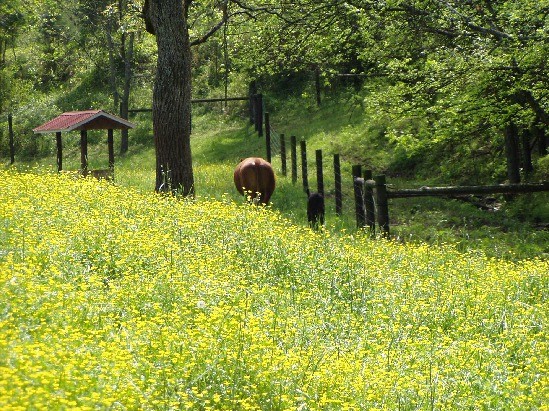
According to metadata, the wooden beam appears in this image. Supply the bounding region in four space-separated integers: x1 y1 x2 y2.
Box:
388 182 549 198
56 132 62 172
80 130 88 175
108 129 115 169
128 96 250 113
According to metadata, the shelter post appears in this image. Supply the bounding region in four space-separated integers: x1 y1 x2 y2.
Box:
80 130 88 175
56 132 62 172
108 129 115 170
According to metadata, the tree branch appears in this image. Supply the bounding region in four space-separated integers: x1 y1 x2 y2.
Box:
435 0 514 41
190 0 228 46
513 90 549 126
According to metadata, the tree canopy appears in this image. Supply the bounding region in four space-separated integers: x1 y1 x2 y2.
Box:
1 0 547 185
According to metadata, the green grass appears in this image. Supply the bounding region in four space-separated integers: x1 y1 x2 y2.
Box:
1 170 547 410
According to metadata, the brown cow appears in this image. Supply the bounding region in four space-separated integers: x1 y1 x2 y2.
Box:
234 157 276 204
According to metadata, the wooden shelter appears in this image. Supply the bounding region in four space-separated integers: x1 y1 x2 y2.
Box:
33 110 135 177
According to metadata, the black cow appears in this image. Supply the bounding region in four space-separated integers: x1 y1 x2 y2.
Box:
307 189 325 229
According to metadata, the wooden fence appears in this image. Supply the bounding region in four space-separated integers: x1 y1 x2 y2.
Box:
361 178 549 236
128 93 265 137
263 111 549 235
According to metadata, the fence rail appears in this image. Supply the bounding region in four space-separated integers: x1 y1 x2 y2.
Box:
128 94 264 136
387 182 549 198
128 96 251 113
353 175 549 236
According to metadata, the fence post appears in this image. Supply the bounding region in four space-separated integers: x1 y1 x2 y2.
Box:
280 134 287 176
521 128 534 176
316 149 324 195
301 140 309 193
364 169 375 234
254 94 259 132
532 121 547 156
265 112 271 163
8 114 15 164
291 136 297 184
255 94 263 137
353 165 365 228
374 174 389 236
56 131 63 172
334 154 342 216
249 81 257 124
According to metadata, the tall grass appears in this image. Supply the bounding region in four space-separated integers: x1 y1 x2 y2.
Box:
1 170 547 410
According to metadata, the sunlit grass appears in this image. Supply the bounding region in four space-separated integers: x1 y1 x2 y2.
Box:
1 169 547 410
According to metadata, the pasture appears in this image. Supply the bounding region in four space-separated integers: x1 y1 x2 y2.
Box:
16 108 549 260
1 169 547 410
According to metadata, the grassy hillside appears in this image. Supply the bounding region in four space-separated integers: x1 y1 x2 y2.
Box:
4 96 549 260
1 170 547 410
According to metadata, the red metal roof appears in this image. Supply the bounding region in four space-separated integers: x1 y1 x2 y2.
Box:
33 110 135 133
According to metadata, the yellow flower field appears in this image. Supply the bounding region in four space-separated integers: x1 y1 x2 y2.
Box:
0 169 547 410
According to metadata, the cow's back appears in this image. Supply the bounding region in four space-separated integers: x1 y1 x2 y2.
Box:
234 157 275 204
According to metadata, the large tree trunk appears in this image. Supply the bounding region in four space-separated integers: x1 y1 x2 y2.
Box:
146 0 194 195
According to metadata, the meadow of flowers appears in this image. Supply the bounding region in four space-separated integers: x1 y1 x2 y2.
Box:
0 169 547 410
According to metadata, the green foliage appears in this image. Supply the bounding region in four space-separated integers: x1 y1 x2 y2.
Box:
1 95 61 159
537 155 549 180
0 0 24 112
55 65 112 110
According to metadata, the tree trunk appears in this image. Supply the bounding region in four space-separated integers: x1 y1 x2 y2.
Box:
146 0 194 196
504 122 521 184
106 19 120 114
520 127 534 176
531 120 547 157
120 32 134 154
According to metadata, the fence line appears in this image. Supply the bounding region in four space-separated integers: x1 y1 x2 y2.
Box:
128 93 265 137
8 106 547 236
262 111 549 235
353 175 549 236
